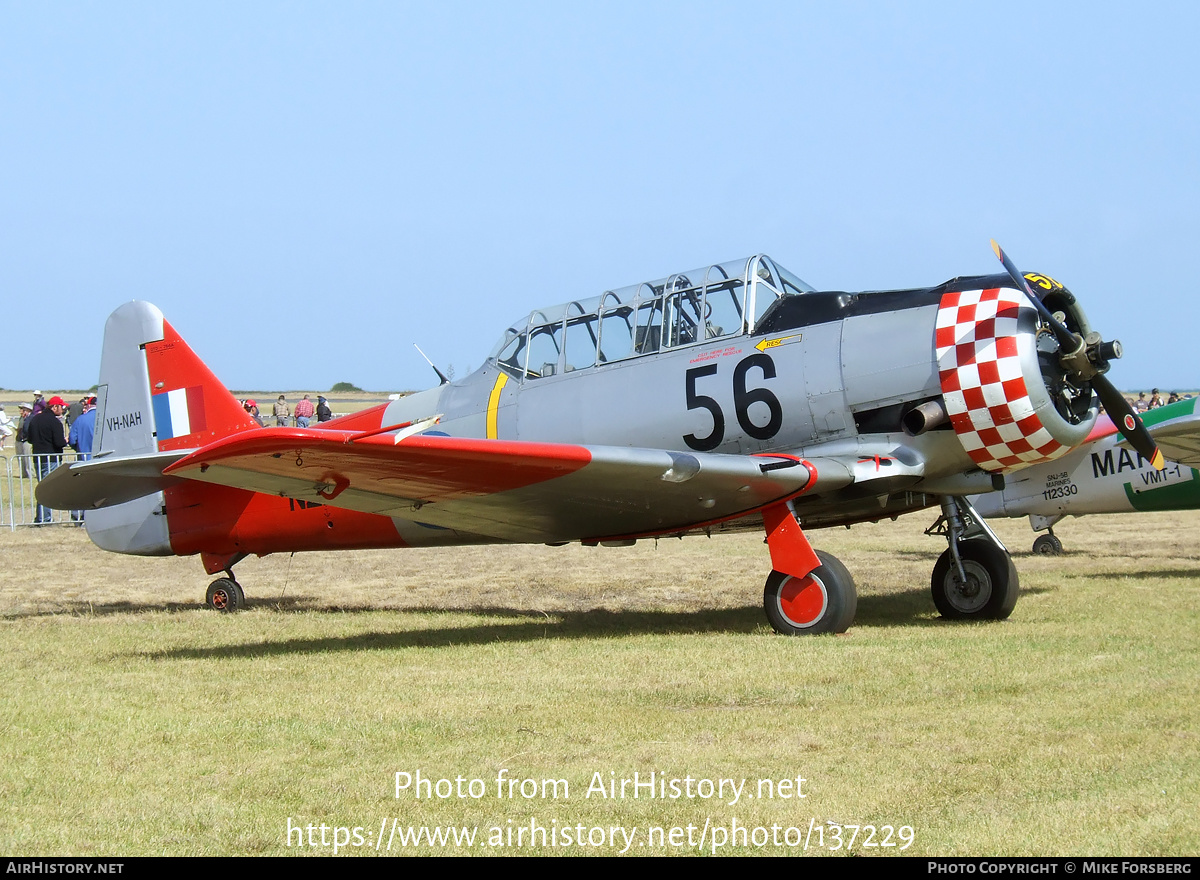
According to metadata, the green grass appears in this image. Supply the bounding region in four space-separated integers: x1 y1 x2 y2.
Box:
0 512 1197 855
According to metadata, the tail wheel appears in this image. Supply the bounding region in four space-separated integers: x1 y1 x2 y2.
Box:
206 577 245 613
1032 533 1063 555
764 550 857 635
931 539 1018 620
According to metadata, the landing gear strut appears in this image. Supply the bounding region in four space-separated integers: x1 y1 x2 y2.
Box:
206 574 245 612
926 496 1019 620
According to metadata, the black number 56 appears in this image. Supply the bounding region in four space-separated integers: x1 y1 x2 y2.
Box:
683 354 783 451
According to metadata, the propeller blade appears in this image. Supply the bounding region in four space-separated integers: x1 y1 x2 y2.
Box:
1092 374 1165 469
989 240 1076 351
988 240 1165 470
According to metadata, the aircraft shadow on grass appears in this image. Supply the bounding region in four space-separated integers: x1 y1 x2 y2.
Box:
1073 568 1200 582
113 590 968 661
10 565 1072 631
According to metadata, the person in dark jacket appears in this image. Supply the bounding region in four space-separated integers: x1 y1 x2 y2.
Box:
26 395 68 523
316 396 332 423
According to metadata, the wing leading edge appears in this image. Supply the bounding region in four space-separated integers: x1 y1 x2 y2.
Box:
1084 397 1200 467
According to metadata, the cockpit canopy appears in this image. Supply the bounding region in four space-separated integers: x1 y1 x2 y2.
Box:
489 254 812 380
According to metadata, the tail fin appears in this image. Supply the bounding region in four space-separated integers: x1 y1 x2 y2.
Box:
74 302 256 555
94 301 256 458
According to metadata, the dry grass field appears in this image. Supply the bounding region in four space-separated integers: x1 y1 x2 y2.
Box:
1 507 1197 856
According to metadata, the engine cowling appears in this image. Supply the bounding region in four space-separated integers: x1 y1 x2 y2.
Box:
935 282 1097 473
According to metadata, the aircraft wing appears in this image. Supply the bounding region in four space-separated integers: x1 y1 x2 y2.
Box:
1094 398 1200 467
1142 406 1200 466
151 428 858 542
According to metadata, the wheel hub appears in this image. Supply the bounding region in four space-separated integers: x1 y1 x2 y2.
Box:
778 574 828 628
955 574 982 599
947 561 991 614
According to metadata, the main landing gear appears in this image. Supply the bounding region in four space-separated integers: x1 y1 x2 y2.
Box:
760 502 857 635
760 495 1018 634
926 496 1019 620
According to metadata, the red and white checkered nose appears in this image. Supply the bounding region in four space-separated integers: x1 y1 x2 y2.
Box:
935 286 1090 473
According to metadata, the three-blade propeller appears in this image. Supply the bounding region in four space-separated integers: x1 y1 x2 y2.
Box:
989 240 1164 470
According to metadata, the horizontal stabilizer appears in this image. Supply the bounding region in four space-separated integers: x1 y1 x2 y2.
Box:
35 451 192 510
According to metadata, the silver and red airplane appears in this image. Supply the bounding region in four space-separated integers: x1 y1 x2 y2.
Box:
973 395 1200 554
38 243 1163 633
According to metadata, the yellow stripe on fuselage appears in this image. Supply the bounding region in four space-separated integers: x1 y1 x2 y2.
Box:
487 373 509 439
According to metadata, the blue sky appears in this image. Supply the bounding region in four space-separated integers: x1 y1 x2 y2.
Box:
4 2 1197 393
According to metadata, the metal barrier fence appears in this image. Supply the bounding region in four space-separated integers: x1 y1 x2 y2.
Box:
1 452 86 530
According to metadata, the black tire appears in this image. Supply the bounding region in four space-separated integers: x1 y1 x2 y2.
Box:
206 578 245 613
763 550 858 635
1032 533 1063 556
931 539 1019 620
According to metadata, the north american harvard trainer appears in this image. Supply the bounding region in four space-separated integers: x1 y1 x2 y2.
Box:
38 243 1162 633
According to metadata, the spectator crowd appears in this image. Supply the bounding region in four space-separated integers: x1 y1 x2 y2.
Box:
1129 389 1190 412
0 391 97 523
240 393 333 427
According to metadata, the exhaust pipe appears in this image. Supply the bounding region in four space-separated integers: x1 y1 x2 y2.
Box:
903 400 948 436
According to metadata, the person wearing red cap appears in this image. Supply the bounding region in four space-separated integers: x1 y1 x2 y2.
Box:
69 396 97 461
26 396 68 523
242 398 265 427
67 396 98 524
